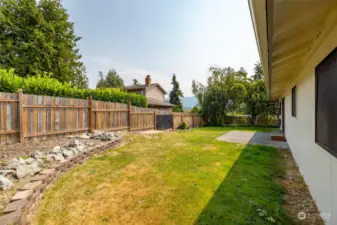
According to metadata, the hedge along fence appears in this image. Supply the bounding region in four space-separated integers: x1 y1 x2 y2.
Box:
0 69 147 107
224 115 279 126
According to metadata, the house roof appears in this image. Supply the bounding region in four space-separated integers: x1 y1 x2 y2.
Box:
147 97 173 108
124 83 167 94
248 0 337 100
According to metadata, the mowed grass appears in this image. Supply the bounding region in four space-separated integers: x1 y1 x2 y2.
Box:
34 127 293 225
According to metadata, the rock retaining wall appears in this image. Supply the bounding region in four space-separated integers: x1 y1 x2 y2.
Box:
0 136 124 225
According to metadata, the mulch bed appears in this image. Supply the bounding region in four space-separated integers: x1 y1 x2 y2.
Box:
278 149 325 225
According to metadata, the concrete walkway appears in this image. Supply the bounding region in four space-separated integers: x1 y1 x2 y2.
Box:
216 131 289 149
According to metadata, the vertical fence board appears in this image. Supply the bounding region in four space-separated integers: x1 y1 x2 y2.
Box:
0 91 208 145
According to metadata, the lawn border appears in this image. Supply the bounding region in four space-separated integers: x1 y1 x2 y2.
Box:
0 136 124 225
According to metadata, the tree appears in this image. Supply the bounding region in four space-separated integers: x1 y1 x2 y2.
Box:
96 69 124 88
133 79 140 85
192 67 247 125
169 74 184 112
0 0 87 84
244 62 268 124
72 65 88 88
191 105 201 114
252 62 264 81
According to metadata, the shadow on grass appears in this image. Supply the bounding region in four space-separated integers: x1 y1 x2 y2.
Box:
194 144 295 225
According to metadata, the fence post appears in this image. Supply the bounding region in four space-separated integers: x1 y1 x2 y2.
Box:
192 114 194 128
154 110 156 130
128 102 131 131
18 89 24 143
172 113 175 130
181 113 183 125
89 96 94 133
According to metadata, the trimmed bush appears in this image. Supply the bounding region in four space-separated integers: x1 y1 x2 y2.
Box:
177 122 188 130
0 69 147 107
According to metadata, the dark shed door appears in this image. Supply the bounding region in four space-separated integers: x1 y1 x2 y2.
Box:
156 115 173 130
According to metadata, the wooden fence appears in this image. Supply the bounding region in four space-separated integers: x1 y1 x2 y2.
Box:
172 112 203 129
0 91 203 144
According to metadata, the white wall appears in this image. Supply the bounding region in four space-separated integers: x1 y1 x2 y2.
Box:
281 23 337 225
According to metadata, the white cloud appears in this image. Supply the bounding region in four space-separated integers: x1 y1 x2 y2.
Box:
84 56 172 96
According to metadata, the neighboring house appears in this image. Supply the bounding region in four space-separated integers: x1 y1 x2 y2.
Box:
124 75 173 112
249 1 337 224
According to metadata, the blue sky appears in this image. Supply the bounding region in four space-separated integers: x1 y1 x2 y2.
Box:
62 0 259 96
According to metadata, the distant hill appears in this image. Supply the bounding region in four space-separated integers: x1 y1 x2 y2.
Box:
182 96 198 109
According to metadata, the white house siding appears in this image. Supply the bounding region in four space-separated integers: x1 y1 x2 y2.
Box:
280 23 337 225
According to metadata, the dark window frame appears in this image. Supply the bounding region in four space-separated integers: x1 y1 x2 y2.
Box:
315 47 337 158
291 86 297 117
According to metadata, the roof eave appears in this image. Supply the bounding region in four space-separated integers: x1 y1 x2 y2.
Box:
248 0 273 100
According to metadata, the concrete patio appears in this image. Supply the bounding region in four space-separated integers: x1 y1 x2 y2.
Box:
216 131 289 149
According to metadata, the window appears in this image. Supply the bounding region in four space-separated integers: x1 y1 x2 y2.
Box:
291 86 296 117
316 47 337 157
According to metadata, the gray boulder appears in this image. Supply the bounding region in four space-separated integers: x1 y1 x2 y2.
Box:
46 154 55 162
32 151 43 159
62 149 74 158
51 146 61 154
25 157 37 164
6 158 25 170
80 133 91 139
16 163 41 179
76 145 86 152
54 153 65 161
0 170 16 177
68 139 80 148
69 148 78 156
0 175 13 190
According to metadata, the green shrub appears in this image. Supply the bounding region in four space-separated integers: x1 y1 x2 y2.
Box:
177 122 187 130
172 105 183 112
0 69 147 107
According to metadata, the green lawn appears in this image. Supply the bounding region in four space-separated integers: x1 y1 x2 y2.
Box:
34 127 294 225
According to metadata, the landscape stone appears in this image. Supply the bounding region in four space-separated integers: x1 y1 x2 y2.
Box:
30 174 49 183
62 149 74 158
0 210 22 225
16 163 41 179
0 175 13 190
3 199 28 213
40 168 56 176
25 157 36 164
18 158 26 165
27 163 41 174
16 165 27 179
11 189 33 201
76 145 86 152
80 133 90 139
32 151 43 159
51 146 61 154
46 154 54 162
54 153 65 161
21 180 42 191
0 170 16 177
6 159 22 169
68 138 80 147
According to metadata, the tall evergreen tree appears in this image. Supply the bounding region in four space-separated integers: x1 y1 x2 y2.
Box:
0 0 88 86
169 74 184 112
252 62 264 81
96 69 124 88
